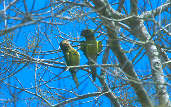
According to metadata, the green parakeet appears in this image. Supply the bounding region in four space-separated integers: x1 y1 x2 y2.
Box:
80 29 102 81
60 40 80 88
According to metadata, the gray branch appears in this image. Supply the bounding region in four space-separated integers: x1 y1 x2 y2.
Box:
91 0 153 107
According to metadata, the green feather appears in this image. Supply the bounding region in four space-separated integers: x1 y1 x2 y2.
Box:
97 41 103 54
80 29 103 81
60 40 80 88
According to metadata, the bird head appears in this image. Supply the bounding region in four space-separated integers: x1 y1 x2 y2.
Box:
81 29 94 38
60 40 71 51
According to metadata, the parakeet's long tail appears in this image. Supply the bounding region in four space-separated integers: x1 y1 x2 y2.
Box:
70 69 79 88
91 66 97 81
89 61 97 81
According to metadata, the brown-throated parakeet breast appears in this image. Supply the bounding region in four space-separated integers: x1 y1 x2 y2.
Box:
60 40 80 88
80 29 102 81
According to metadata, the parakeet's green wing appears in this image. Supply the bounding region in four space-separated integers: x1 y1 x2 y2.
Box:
63 47 80 88
69 49 80 66
64 48 80 66
85 40 98 57
85 40 98 81
64 52 71 65
97 41 102 55
69 48 80 88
